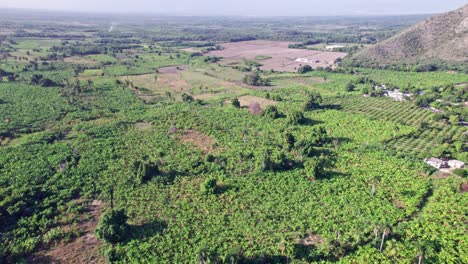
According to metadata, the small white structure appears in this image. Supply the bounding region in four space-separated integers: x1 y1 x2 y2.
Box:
325 45 345 51
386 90 413 102
448 160 465 169
295 58 320 64
424 158 448 169
387 90 405 101
295 58 309 63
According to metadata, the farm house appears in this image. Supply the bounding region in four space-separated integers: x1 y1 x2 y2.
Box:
424 158 448 169
448 160 465 169
386 90 412 101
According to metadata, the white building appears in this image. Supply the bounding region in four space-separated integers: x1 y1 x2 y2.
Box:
424 158 448 169
295 58 321 64
325 45 345 51
386 90 412 102
387 90 405 101
448 160 465 169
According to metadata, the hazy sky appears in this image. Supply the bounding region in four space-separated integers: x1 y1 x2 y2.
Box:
0 0 466 16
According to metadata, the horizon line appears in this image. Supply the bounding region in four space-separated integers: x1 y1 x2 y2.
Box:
0 6 438 18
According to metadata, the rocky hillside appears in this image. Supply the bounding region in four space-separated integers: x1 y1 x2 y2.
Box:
350 4 468 68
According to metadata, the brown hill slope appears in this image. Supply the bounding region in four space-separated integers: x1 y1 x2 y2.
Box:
351 5 468 67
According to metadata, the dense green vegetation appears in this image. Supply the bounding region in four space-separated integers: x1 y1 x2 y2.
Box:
0 9 466 264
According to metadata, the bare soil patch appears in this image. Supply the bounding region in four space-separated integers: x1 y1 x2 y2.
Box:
27 200 105 264
297 233 324 246
134 122 153 130
157 74 191 92
206 40 346 72
433 171 451 179
0 136 12 147
461 182 468 193
158 65 187 74
180 130 218 153
120 74 157 90
216 80 241 88
392 199 405 209
238 95 277 108
436 168 460 178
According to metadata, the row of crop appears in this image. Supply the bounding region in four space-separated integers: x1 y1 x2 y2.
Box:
326 96 434 125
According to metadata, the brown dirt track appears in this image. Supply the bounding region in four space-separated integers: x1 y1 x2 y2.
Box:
207 40 346 72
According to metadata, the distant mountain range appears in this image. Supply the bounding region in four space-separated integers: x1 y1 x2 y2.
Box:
349 4 467 69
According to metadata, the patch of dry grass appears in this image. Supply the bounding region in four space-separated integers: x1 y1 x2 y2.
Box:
179 130 218 153
238 95 277 108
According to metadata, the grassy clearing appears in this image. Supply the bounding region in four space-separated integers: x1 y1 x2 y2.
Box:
13 38 62 50
238 95 278 108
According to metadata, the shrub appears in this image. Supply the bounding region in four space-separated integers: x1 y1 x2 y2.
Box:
309 126 328 146
297 65 313 74
181 93 194 102
242 72 270 86
225 246 244 263
196 245 219 263
42 227 66 244
272 94 283 101
415 96 434 107
304 156 325 180
96 209 130 244
345 82 355 92
361 86 369 94
263 105 279 119
105 247 119 263
134 161 159 184
283 131 295 151
231 98 241 108
449 115 459 126
286 110 305 125
453 169 467 178
304 159 319 180
303 92 322 110
200 177 217 195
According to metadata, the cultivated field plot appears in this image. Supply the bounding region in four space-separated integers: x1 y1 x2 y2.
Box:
325 96 435 125
118 64 253 102
325 96 467 158
207 40 347 72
